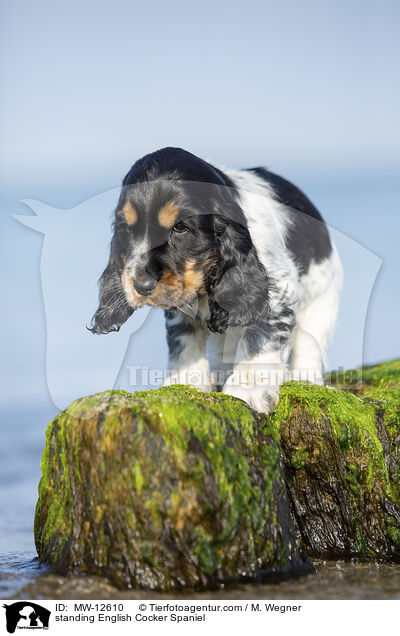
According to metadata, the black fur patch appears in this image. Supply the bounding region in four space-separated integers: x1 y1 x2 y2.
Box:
205 215 270 333
165 315 195 360
89 250 134 334
123 147 236 189
247 167 332 274
245 303 296 357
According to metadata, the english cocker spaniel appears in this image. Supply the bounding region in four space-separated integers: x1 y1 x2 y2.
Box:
90 147 342 413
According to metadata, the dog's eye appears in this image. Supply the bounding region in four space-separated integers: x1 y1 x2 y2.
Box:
172 221 188 233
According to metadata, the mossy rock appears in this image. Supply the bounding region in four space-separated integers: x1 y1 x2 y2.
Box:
34 361 400 589
328 360 400 504
326 359 400 391
34 386 309 590
274 360 400 559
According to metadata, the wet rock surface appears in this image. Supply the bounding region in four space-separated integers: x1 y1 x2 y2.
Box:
34 386 308 590
34 361 400 590
275 366 400 559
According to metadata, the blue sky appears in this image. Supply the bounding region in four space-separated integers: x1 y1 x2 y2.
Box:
1 0 399 184
0 0 399 410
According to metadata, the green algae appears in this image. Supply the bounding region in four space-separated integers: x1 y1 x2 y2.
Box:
326 359 400 394
273 381 390 490
290 446 309 469
358 359 400 389
34 360 400 589
34 384 307 590
328 360 400 508
272 363 400 560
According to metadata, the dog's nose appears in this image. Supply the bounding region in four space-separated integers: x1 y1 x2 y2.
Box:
133 277 157 296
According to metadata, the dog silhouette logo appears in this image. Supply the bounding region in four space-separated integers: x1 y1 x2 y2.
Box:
14 191 381 408
2 602 50 633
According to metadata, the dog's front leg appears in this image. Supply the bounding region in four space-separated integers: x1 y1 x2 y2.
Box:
222 305 295 414
163 310 214 392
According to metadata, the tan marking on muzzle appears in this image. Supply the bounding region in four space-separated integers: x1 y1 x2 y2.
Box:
123 262 206 310
123 202 138 226
151 268 181 301
121 269 145 307
158 200 179 229
183 259 205 292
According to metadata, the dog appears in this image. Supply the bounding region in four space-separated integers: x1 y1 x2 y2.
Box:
90 147 342 413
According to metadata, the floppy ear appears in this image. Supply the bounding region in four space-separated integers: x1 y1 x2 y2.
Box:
206 215 270 333
88 243 134 334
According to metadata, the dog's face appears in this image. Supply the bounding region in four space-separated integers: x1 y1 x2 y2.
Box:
90 148 270 335
116 180 218 311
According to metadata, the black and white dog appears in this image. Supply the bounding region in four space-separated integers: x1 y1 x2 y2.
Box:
90 147 342 413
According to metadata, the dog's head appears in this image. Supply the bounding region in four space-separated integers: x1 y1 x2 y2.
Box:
89 147 270 335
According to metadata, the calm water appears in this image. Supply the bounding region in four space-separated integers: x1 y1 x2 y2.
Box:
1 407 400 601
2 559 400 601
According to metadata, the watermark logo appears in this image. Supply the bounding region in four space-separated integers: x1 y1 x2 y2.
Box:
2 602 50 633
15 186 382 410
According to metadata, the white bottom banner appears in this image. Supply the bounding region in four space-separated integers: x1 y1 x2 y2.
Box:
0 599 398 635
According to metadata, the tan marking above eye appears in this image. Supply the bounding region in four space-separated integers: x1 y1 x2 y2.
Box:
158 200 179 229
123 202 138 226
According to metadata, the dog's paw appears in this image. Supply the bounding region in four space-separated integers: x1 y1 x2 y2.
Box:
222 383 279 414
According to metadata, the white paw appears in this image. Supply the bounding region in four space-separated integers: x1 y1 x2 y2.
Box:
222 383 279 414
